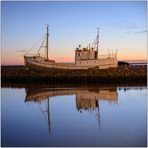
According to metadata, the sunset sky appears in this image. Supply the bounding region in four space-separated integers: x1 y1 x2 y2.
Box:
2 1 147 65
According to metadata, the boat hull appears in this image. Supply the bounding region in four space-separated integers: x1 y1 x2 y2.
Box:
25 87 118 102
24 56 117 72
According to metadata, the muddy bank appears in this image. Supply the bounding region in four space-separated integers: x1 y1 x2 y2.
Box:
1 65 147 85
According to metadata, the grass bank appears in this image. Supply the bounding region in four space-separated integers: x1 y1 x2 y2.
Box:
1 65 147 85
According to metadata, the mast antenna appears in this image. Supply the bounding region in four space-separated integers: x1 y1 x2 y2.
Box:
96 27 99 52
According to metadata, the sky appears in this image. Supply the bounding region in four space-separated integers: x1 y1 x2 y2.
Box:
1 1 147 65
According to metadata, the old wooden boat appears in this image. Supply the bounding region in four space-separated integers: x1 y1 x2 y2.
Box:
24 25 118 71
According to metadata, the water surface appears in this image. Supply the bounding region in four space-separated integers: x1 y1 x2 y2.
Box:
1 85 147 147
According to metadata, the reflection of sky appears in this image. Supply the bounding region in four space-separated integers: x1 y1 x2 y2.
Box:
2 1 147 65
1 87 147 147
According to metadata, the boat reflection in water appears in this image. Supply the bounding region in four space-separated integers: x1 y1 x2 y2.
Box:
25 87 118 132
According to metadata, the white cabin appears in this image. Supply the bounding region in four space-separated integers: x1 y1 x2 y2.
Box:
75 46 117 69
75 48 98 61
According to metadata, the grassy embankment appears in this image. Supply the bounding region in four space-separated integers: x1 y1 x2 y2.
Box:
1 65 147 85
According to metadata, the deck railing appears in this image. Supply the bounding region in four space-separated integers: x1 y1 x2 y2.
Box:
24 54 45 57
98 54 117 59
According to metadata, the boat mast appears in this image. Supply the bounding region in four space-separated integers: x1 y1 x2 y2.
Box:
46 25 49 60
97 100 101 130
96 28 99 53
47 98 50 132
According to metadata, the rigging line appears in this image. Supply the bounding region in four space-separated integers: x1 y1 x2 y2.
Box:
26 102 47 124
91 37 97 49
38 102 48 123
94 108 99 122
25 35 46 55
35 36 46 57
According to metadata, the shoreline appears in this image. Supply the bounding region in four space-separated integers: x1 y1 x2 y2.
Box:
1 65 147 86
2 82 147 89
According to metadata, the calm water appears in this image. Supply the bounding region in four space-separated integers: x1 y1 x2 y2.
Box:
1 85 147 147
